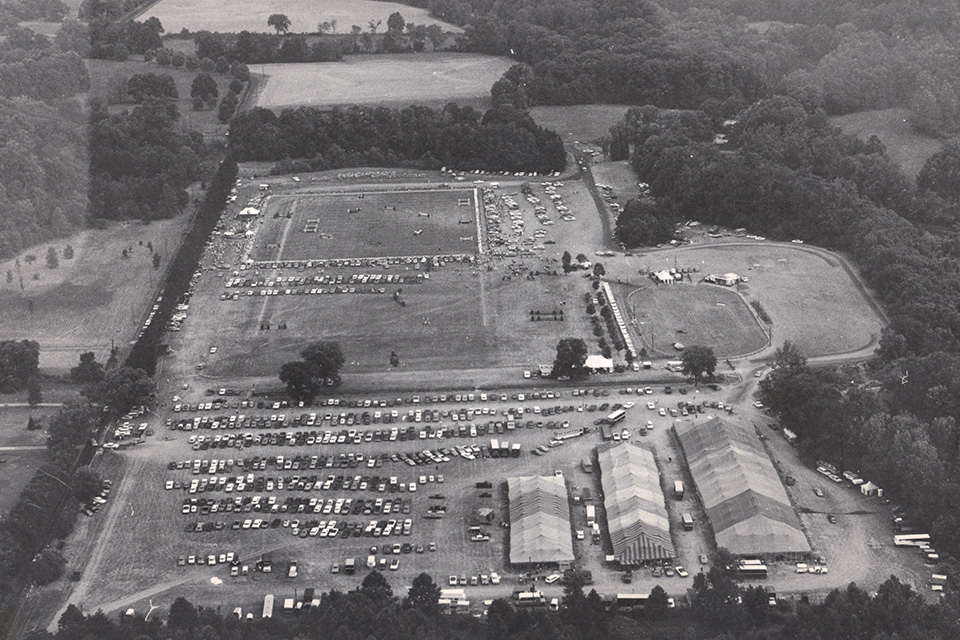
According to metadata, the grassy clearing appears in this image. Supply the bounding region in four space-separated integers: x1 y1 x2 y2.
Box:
0 450 48 516
254 54 511 110
86 58 236 137
250 189 479 262
141 0 459 35
627 284 768 358
616 243 886 358
830 108 943 178
0 217 191 371
529 105 631 142
0 406 54 448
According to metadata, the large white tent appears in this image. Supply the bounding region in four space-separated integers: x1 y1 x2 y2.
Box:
675 417 811 559
508 475 575 565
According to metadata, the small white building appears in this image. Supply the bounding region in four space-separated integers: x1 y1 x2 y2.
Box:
237 207 260 218
585 355 614 373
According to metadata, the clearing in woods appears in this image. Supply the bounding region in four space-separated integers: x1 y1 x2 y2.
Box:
530 105 631 142
830 108 943 177
254 53 513 110
0 217 191 370
629 243 887 358
140 0 460 34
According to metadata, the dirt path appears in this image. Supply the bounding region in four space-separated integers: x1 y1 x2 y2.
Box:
46 454 147 631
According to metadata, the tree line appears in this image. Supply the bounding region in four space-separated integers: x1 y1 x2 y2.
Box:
229 103 565 175
20 566 960 640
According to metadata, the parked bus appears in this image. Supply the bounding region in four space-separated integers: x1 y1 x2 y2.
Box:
674 480 684 500
737 563 768 579
894 533 931 547
586 505 596 527
606 410 627 425
514 591 546 607
490 439 500 458
262 594 274 619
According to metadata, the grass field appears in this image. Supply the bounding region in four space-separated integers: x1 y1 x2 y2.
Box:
615 243 886 359
141 0 459 34
249 189 479 262
627 285 768 358
830 108 943 177
86 59 236 138
529 105 630 142
0 218 191 371
254 53 512 110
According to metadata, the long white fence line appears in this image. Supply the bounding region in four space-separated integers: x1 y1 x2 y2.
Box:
601 281 637 360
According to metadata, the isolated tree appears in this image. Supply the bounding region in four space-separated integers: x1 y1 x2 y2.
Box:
63 244 74 259
404 572 441 615
167 597 198 629
368 19 382 33
279 360 321 402
71 352 104 384
190 72 218 106
561 251 572 272
268 13 291 34
387 12 405 33
359 570 394 601
553 337 588 379
300 341 345 386
593 262 605 277
82 366 154 414
575 253 587 264
681 345 717 384
46 247 58 269
646 584 670 619
0 339 40 390
389 351 400 367
58 604 85 633
773 340 807 369
153 253 162 269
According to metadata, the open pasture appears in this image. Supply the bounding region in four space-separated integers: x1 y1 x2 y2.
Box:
627 284 768 358
628 243 886 358
0 218 191 371
830 108 942 177
254 54 512 109
249 189 479 262
141 0 459 35
529 105 630 142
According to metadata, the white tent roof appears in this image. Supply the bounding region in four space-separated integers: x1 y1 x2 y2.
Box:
508 476 574 564
585 355 613 370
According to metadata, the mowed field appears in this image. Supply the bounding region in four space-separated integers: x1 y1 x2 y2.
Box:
627 285 768 358
141 0 459 34
0 218 191 370
255 54 512 110
0 406 51 517
249 189 479 261
529 105 630 142
830 108 943 177
620 243 886 358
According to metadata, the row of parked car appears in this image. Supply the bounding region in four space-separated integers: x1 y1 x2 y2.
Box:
177 495 412 518
167 471 442 495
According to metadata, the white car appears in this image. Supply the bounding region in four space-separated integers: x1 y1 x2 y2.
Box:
647 402 656 410
544 574 561 584
576 530 585 540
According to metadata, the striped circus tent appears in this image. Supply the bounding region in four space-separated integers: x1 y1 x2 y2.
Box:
507 475 575 565
597 442 675 565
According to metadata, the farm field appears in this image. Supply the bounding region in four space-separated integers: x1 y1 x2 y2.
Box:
610 243 886 359
0 217 192 371
140 0 460 35
830 108 943 177
249 189 480 262
254 54 512 110
529 105 630 143
86 59 236 137
626 285 769 359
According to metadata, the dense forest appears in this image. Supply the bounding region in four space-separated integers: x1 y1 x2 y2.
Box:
229 103 566 175
20 570 960 640
400 0 960 136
